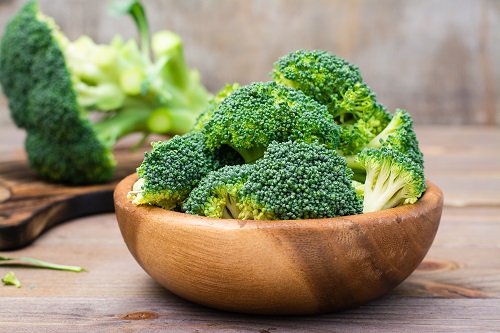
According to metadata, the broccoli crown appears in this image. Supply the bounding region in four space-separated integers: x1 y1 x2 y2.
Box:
368 108 424 168
357 146 426 213
330 82 390 127
130 132 229 210
338 119 376 156
24 131 116 184
238 141 363 220
201 81 341 163
0 1 116 184
0 1 211 185
191 83 241 132
183 164 254 218
270 49 362 112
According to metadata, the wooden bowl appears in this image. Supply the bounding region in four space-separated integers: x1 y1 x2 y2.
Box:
114 174 443 315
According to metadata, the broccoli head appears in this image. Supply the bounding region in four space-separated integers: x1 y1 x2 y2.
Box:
270 50 391 157
0 0 210 184
190 83 241 132
270 49 362 110
238 141 362 220
182 164 255 218
185 141 362 220
201 81 341 163
357 146 426 213
366 108 424 168
128 132 238 210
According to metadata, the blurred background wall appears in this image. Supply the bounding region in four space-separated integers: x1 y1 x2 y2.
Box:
0 0 499 127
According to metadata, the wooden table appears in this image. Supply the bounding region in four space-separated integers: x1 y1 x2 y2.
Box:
0 125 499 332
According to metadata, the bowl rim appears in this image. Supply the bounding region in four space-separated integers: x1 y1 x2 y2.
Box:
114 173 444 230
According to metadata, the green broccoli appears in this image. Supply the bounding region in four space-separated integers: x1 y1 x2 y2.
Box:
339 108 424 183
191 83 241 132
270 50 391 157
182 164 255 218
129 132 241 210
270 49 362 110
366 108 424 168
0 0 210 184
185 141 362 220
201 81 340 163
356 146 426 213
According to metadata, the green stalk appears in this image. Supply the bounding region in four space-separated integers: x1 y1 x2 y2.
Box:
109 0 151 64
0 256 85 272
93 106 152 148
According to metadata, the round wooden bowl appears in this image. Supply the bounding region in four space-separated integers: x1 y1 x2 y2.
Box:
114 174 443 315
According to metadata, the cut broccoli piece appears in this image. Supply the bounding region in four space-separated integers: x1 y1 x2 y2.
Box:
270 49 362 111
183 164 255 218
240 141 362 220
270 51 391 157
129 132 236 210
0 0 210 184
357 146 426 213
2 271 21 288
366 108 424 168
184 141 362 220
191 83 241 132
201 81 340 163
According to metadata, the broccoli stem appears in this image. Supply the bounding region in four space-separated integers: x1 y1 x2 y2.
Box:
147 107 198 135
235 146 267 164
363 169 407 213
109 0 151 65
93 106 151 148
222 193 241 219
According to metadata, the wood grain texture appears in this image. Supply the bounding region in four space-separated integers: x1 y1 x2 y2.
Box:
114 174 443 315
0 125 499 330
0 206 499 332
0 0 499 126
0 146 145 250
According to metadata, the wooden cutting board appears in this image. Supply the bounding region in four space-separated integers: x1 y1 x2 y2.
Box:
0 147 145 251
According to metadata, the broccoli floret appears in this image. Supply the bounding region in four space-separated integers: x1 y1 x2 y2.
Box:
340 108 424 183
0 0 210 184
270 51 391 157
366 108 424 168
270 49 362 110
239 141 362 220
183 164 255 218
184 141 362 220
357 146 426 213
129 132 229 210
201 81 340 163
191 83 241 132
332 83 391 155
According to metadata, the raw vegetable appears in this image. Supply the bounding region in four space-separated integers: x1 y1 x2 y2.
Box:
2 271 21 288
0 0 210 184
130 49 427 218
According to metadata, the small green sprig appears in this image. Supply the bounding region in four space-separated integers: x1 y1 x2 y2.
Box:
2 271 21 288
0 256 86 272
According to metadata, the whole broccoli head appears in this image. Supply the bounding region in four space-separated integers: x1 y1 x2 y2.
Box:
0 0 210 184
129 132 241 210
201 81 341 163
356 146 426 213
185 141 363 220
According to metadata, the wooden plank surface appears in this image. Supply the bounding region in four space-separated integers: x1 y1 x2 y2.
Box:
0 125 499 332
